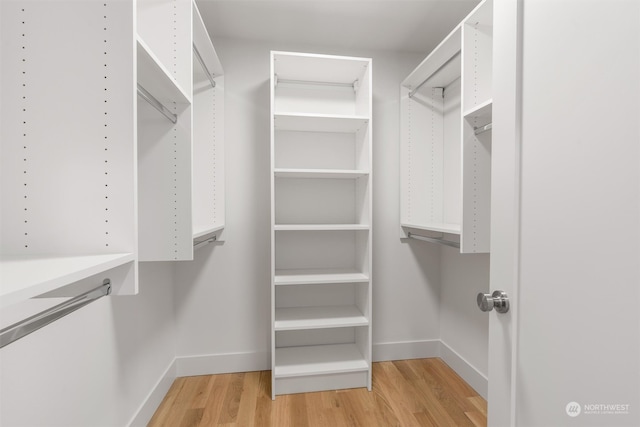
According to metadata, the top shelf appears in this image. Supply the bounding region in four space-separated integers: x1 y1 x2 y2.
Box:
273 51 370 86
402 26 462 90
274 113 369 133
192 0 223 78
137 37 191 105
0 253 135 308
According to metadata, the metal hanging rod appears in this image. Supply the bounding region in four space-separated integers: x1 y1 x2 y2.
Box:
408 51 461 99
275 74 359 92
137 84 178 124
474 123 493 135
407 232 460 249
193 44 216 88
0 280 112 349
194 234 217 250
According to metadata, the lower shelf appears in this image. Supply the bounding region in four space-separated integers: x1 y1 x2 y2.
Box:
274 343 369 378
274 343 369 396
0 253 135 308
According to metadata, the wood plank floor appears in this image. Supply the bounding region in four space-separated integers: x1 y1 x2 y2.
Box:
148 358 487 427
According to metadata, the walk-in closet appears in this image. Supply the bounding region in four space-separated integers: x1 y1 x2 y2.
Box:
1 0 638 426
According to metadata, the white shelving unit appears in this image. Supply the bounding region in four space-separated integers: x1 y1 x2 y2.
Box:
270 51 372 398
0 0 137 305
400 0 493 253
1 0 224 307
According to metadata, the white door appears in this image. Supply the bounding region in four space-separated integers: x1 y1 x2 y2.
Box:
489 0 640 426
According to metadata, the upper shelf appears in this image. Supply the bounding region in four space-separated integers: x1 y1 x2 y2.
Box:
274 169 369 179
274 113 369 133
0 253 135 308
275 224 370 231
402 26 462 90
273 51 370 86
137 37 191 105
192 0 223 78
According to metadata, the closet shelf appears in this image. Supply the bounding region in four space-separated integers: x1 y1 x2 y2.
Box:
402 26 462 90
274 306 369 331
275 224 370 231
275 268 369 286
274 344 369 378
192 1 223 77
402 222 461 235
137 37 191 105
274 169 369 179
274 113 369 133
0 253 135 308
192 225 224 240
463 99 493 123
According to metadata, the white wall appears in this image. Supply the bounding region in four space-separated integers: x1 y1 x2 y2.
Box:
0 263 176 427
172 38 445 374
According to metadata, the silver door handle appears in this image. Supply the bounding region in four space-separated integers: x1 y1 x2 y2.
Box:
477 290 509 313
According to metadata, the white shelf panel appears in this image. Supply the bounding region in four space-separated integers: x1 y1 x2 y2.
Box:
273 51 370 85
0 253 135 308
402 26 462 90
192 1 223 77
193 225 224 240
402 222 461 235
274 169 368 179
274 113 369 133
274 344 369 378
275 306 368 331
464 99 493 123
275 268 369 286
137 36 191 105
275 224 370 231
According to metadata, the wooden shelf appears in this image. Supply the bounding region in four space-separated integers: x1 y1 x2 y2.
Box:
274 113 369 133
274 344 369 378
402 222 461 235
0 253 135 308
274 169 368 179
275 268 369 286
137 36 191 105
275 306 368 331
275 224 370 231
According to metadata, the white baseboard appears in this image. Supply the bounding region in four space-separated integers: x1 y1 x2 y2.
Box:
440 340 488 399
175 350 270 377
127 358 177 427
373 339 441 362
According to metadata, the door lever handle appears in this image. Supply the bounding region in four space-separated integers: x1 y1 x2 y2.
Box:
477 290 509 313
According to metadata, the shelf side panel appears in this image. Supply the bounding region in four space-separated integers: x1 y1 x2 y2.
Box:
462 0 493 112
442 78 462 226
137 100 193 261
0 0 136 257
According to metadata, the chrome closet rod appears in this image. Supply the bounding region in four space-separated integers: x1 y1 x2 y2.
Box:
407 232 460 249
0 280 112 349
474 123 493 135
193 44 216 88
194 234 217 250
275 74 358 90
408 51 461 98
137 84 178 124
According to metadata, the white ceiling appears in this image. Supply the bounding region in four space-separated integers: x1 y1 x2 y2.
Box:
196 0 481 55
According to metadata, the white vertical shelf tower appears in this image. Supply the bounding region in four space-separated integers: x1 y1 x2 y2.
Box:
400 0 493 253
1 0 224 307
270 51 373 398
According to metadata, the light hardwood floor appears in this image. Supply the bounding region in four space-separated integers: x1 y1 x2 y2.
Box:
148 358 487 427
